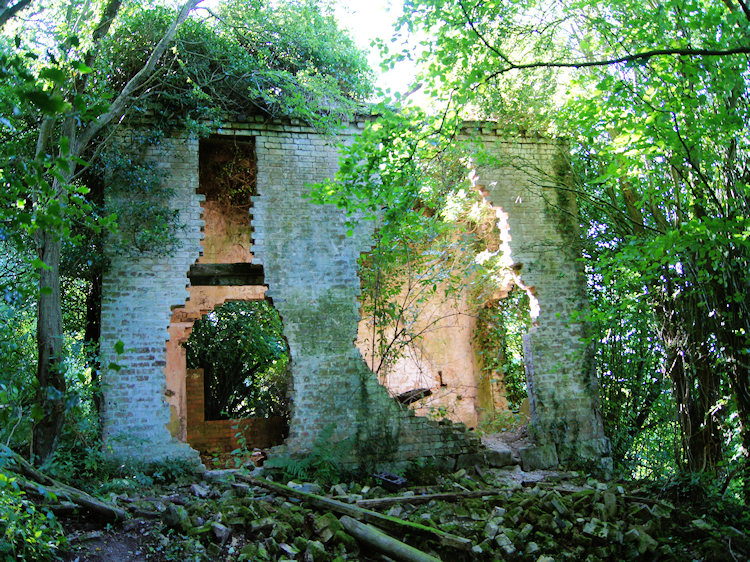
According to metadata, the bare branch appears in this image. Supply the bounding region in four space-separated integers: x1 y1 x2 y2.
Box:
485 45 750 79
75 0 122 92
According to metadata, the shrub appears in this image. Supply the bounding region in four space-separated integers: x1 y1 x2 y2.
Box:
0 471 66 561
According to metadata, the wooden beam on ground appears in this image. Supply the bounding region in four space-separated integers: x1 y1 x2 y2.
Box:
2 446 129 521
355 489 504 509
340 515 442 562
239 476 472 551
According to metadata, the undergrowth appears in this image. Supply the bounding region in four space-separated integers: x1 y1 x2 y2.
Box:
263 425 353 485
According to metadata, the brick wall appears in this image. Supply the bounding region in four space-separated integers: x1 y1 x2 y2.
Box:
460 124 609 461
99 117 607 467
100 132 203 462
185 369 287 453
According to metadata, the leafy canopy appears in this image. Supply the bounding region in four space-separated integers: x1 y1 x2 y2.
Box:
97 0 374 129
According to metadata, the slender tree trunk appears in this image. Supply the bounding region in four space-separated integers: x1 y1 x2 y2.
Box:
656 284 723 473
33 228 65 463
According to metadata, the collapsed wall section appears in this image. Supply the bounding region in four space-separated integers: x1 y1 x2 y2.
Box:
240 120 481 466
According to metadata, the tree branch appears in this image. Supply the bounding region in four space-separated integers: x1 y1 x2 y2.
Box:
457 0 511 64
484 46 750 79
0 0 32 30
75 0 201 153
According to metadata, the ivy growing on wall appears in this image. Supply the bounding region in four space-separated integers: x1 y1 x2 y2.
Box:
97 133 182 256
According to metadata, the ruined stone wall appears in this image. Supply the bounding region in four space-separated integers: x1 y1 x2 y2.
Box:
243 120 480 466
461 125 610 463
100 132 203 462
100 119 480 466
99 119 607 467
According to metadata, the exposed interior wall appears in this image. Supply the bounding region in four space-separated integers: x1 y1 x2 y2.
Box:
186 368 286 453
357 288 484 429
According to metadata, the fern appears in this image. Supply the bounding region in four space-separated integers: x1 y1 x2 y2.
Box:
265 425 352 485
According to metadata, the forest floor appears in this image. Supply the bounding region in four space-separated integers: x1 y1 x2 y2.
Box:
54 449 750 562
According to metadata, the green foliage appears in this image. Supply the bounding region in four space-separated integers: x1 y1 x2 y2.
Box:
185 300 289 420
404 456 440 485
583 247 678 477
97 0 373 130
0 471 66 561
474 290 531 411
557 0 750 480
0 301 37 450
476 410 524 435
386 0 564 131
264 425 352 485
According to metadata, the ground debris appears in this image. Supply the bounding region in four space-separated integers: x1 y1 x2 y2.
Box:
55 464 750 561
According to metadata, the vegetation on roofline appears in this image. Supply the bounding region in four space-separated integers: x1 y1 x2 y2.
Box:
98 0 374 130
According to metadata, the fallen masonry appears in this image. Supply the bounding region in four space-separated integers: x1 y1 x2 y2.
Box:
31 454 747 561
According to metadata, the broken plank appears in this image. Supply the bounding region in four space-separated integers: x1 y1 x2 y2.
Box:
340 515 441 562
239 475 472 551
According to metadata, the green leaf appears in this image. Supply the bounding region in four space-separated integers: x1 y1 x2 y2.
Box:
22 90 68 114
114 340 125 354
72 61 92 74
39 67 67 85
31 258 50 270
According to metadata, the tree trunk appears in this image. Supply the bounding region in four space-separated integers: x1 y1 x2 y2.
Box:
33 227 66 464
656 279 724 473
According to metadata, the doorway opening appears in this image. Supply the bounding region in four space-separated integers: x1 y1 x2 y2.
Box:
185 299 290 422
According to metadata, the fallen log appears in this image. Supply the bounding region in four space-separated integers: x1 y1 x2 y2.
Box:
355 489 504 509
239 476 472 551
1 445 129 521
340 515 441 562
